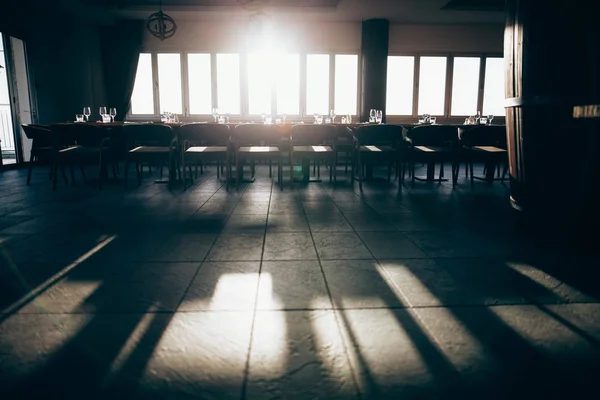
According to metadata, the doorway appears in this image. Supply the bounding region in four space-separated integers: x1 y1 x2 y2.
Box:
0 32 36 167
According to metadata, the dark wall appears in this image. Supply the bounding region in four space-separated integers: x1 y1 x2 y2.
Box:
1 1 107 123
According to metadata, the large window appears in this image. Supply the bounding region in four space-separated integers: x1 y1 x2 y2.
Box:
276 54 300 115
386 56 415 115
188 53 212 115
248 53 273 115
418 56 447 115
130 53 154 115
306 54 330 115
216 53 241 114
451 57 480 116
482 57 505 116
157 53 182 114
334 54 358 115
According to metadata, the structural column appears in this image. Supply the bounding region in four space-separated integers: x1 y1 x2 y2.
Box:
360 19 389 123
504 0 600 235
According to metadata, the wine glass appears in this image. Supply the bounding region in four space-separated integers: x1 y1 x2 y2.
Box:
282 113 287 124
261 113 266 124
83 107 91 122
376 110 383 124
313 113 319 124
109 108 117 123
488 115 494 125
212 108 219 123
330 110 337 123
225 113 231 124
99 107 107 121
369 109 376 123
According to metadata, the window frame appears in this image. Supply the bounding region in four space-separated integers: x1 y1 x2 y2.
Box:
386 52 504 123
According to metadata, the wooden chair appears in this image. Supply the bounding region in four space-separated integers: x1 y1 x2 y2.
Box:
229 124 283 191
22 124 67 186
405 125 460 188
457 125 508 186
178 123 230 189
290 124 336 186
353 124 405 191
50 123 112 190
122 124 177 189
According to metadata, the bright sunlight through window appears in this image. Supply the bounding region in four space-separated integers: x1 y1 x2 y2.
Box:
188 53 212 115
248 53 273 115
217 54 241 114
157 53 182 114
483 57 505 116
130 53 154 114
306 54 330 115
451 57 481 116
334 54 358 115
386 56 415 115
418 56 447 115
276 54 300 115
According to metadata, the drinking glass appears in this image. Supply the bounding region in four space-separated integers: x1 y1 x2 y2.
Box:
275 118 282 124
225 113 230 123
346 114 352 124
369 109 376 123
83 107 91 122
212 108 219 123
376 110 383 124
341 117 347 124
325 117 332 124
479 116 487 125
99 107 107 120
316 115 323 124
430 116 437 124
109 108 117 123
313 113 319 124
265 116 272 124
218 115 225 124
75 114 84 122
330 110 336 123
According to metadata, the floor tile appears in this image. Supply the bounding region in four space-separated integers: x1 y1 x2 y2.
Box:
312 233 373 260
208 233 265 261
263 233 318 261
247 310 359 399
257 261 331 310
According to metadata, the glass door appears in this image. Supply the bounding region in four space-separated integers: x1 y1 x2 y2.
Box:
0 33 36 167
0 33 16 166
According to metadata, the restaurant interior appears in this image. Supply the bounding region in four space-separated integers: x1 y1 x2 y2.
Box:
1 0 599 398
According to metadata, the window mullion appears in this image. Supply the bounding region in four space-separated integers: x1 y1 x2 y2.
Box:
477 56 487 114
152 52 160 116
412 56 420 117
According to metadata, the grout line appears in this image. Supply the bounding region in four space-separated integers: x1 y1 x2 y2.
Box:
240 166 276 400
302 183 365 400
7 300 599 316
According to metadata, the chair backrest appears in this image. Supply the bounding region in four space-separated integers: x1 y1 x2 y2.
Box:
122 124 175 149
232 124 283 146
22 124 52 147
291 124 337 146
178 123 230 146
50 123 106 148
355 124 404 147
460 125 507 149
407 125 460 147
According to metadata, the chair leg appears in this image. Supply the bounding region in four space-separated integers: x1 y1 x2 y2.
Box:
124 161 129 188
358 152 363 191
52 161 59 191
136 163 142 186
387 162 392 182
182 156 187 191
470 162 475 187
27 154 35 185
236 156 241 191
80 166 87 180
411 162 415 188
269 160 272 178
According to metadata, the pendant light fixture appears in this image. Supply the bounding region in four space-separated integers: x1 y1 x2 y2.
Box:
147 0 177 41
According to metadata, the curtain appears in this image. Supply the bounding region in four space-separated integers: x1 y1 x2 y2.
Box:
101 20 145 121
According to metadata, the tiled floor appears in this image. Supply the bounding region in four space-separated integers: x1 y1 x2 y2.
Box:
1 163 599 399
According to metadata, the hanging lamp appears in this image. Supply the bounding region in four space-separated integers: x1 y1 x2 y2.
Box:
147 0 177 41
